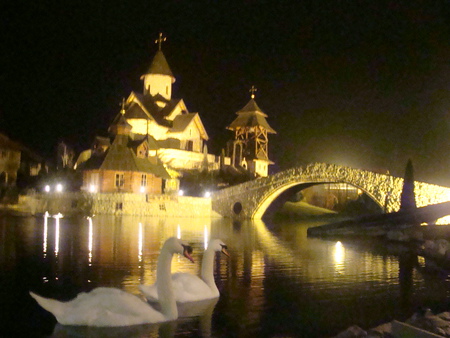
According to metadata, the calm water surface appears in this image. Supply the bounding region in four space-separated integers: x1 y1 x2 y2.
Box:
1 214 450 337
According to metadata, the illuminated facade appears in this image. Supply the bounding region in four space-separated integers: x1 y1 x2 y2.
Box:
117 35 217 172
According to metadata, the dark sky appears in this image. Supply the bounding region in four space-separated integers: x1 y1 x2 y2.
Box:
1 1 449 184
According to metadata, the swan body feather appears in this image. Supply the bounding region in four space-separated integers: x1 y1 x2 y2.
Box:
140 239 228 303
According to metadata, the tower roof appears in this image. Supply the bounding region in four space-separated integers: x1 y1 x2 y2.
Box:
143 50 175 80
238 99 266 116
227 99 276 133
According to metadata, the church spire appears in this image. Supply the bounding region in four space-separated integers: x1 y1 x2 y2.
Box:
141 33 175 99
120 98 126 115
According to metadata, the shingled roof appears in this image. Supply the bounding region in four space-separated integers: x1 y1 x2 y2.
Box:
84 134 171 179
143 50 175 80
227 99 276 134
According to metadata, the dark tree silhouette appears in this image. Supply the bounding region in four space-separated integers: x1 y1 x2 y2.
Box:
400 159 417 212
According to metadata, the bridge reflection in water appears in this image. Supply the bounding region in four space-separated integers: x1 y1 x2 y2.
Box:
3 214 450 337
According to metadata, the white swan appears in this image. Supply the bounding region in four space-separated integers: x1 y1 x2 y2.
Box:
29 237 194 327
140 239 229 303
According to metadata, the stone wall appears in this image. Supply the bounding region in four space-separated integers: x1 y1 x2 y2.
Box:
18 192 212 218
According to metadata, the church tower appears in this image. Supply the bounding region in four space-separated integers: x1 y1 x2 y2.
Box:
140 33 175 102
227 86 276 177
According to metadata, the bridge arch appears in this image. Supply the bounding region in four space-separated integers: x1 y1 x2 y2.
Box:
212 163 450 220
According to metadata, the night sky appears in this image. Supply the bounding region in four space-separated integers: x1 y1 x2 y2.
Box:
1 1 449 184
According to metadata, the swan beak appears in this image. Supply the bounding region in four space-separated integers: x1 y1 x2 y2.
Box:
183 244 195 263
221 245 230 257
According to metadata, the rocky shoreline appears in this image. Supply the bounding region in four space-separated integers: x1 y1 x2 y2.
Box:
335 308 450 337
327 225 450 337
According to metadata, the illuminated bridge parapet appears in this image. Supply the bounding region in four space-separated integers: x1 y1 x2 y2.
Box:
211 163 450 220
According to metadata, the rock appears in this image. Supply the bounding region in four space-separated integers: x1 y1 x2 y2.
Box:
406 308 450 336
333 325 367 337
366 321 392 337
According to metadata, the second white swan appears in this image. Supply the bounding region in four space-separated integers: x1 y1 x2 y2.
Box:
140 238 229 303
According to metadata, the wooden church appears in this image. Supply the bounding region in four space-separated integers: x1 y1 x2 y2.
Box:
76 34 218 194
118 33 212 172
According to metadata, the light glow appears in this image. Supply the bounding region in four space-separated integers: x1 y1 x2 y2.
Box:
140 186 146 193
204 191 211 198
89 184 97 193
44 185 50 193
178 189 184 196
56 183 63 192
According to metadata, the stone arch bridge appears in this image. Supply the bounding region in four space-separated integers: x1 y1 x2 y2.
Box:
212 163 450 220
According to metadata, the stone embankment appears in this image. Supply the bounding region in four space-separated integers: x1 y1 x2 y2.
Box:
335 309 450 337
13 192 214 218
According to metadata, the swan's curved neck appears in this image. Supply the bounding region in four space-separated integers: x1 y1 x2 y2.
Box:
157 248 177 320
201 249 219 296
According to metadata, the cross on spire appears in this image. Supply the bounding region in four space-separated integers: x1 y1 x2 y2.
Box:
250 85 257 99
155 32 166 51
120 98 126 115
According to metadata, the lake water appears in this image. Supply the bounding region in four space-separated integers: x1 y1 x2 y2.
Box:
2 214 450 337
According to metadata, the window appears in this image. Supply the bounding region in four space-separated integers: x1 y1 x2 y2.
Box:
141 174 147 187
166 86 168 95
115 202 123 211
186 140 193 151
115 173 124 188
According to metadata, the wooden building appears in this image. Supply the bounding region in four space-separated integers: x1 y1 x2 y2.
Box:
227 90 276 177
80 113 172 194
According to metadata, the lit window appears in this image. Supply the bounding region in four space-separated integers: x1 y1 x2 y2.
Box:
115 173 124 188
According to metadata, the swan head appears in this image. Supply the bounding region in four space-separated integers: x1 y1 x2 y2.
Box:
164 237 195 263
209 239 230 257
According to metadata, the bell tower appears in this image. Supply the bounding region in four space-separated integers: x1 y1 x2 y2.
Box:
140 33 175 101
227 86 276 177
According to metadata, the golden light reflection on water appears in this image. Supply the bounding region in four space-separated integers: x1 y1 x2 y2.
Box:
33 214 408 297
138 222 143 265
52 213 63 256
74 216 214 294
6 214 450 337
333 241 345 274
43 212 49 257
88 216 93 265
